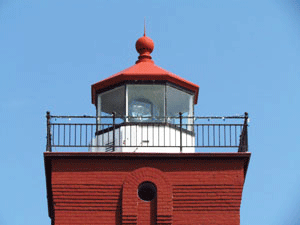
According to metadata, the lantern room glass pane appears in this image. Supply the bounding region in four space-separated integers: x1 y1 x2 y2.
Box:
127 84 165 122
166 86 193 117
98 86 125 117
166 86 194 129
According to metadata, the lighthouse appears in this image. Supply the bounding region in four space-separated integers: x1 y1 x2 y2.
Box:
44 31 250 225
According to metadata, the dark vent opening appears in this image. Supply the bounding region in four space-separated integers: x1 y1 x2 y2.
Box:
138 181 157 201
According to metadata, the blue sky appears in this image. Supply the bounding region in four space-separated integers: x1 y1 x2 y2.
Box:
1 0 300 224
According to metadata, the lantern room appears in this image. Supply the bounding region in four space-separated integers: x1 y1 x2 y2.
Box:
90 33 199 153
95 83 194 122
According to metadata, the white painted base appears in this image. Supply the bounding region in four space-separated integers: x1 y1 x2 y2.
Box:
89 124 195 153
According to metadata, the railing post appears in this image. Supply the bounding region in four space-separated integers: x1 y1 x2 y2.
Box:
238 112 248 152
244 112 248 152
112 112 116 152
46 111 52 152
96 113 99 133
179 112 183 153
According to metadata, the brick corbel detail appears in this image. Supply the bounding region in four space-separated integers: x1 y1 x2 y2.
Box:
122 167 173 224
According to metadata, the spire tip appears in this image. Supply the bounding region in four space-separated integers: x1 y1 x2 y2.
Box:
144 17 146 36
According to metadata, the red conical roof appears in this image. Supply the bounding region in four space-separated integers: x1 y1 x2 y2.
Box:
91 34 199 105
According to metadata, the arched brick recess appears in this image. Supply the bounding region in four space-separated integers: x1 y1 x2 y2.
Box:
122 167 173 224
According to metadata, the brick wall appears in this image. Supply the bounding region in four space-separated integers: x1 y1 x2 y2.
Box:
44 153 250 225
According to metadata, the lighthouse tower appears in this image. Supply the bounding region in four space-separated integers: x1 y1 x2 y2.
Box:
44 32 251 225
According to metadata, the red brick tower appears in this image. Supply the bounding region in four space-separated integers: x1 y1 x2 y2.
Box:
44 32 250 225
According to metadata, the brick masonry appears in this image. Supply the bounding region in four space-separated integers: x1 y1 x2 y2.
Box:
44 152 250 225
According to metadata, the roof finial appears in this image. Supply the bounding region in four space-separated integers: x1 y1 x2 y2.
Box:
144 17 146 36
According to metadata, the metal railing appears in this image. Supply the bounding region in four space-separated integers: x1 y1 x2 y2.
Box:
46 111 249 153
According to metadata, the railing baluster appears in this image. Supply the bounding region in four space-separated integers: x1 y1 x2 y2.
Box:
208 125 210 146
69 124 71 146
179 112 182 153
185 123 188 147
219 125 221 146
197 124 199 147
169 122 171 147
74 124 76 146
130 122 132 147
112 112 115 152
152 123 154 147
213 125 215 146
230 125 232 146
101 124 103 147
90 124 93 147
63 124 66 146
85 125 87 146
224 125 226 146
52 124 55 147
235 125 237 146
164 124 166 147
80 124 82 146
202 125 204 147
58 124 60 146
124 122 127 147
119 119 121 147
158 123 160 147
